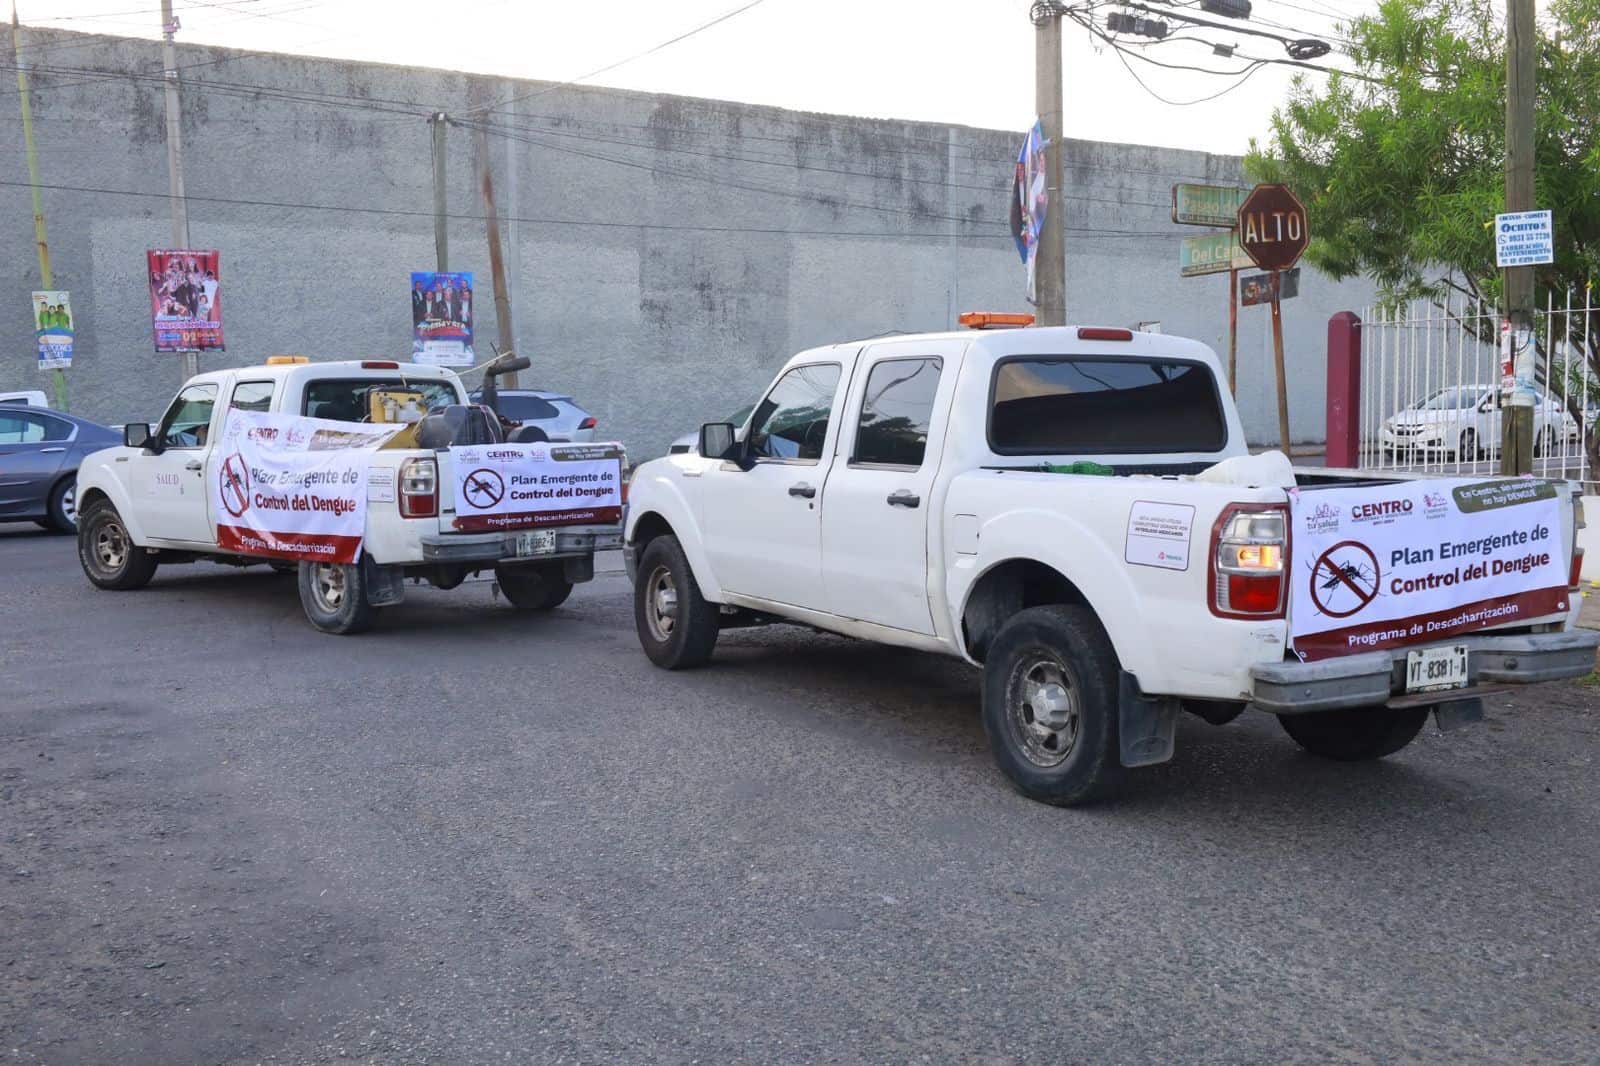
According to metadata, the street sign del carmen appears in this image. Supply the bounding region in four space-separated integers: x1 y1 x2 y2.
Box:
1237 183 1309 272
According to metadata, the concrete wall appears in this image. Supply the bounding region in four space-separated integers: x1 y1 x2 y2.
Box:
2 27 1379 458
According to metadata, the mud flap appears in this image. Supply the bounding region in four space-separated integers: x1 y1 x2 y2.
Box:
1433 696 1484 732
362 557 406 607
1119 671 1179 768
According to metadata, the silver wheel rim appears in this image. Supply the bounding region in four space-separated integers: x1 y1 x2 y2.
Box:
61 484 77 526
93 518 128 572
644 564 679 643
1007 653 1081 768
310 563 346 612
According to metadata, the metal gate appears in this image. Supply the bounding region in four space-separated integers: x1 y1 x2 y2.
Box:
1357 288 1596 487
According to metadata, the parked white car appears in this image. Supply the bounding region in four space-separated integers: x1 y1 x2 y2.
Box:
624 325 1595 806
0 389 48 408
1381 385 1571 459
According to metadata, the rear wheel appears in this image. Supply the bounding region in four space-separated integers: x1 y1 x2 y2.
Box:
980 605 1121 807
496 565 573 610
1534 426 1557 457
1278 707 1429 761
77 500 158 590
1458 428 1479 461
297 560 375 635
46 477 77 532
634 534 719 669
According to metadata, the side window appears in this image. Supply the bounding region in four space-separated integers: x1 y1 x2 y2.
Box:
0 413 46 444
852 357 942 468
230 381 275 412
156 384 219 449
746 364 842 462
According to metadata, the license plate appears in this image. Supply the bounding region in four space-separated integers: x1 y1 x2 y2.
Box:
1405 644 1470 693
514 529 556 557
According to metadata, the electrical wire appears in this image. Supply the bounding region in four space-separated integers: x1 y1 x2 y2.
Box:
462 0 771 117
0 177 1179 240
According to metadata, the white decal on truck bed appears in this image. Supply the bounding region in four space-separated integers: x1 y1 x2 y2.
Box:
1125 501 1195 571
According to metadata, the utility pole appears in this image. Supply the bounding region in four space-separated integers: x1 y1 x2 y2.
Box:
1032 2 1067 325
11 6 67 410
430 113 449 272
473 114 518 388
1500 0 1536 475
159 0 196 381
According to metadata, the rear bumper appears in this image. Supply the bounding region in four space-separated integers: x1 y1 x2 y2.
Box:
1250 628 1600 714
420 523 624 565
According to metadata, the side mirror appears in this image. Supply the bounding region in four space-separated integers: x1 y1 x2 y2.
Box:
699 421 737 461
124 422 152 450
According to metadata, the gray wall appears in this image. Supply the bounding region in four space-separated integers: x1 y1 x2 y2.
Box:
2 27 1377 458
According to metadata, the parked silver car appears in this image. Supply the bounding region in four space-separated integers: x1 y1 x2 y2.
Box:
468 388 597 442
0 404 122 531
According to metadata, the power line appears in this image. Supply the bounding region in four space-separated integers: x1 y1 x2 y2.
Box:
463 0 771 117
0 177 1179 239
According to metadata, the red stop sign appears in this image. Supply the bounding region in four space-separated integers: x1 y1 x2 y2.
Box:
1237 183 1309 272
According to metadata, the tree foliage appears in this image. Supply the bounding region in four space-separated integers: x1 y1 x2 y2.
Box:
1246 0 1600 308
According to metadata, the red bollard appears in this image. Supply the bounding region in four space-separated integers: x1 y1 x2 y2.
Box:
1326 311 1361 468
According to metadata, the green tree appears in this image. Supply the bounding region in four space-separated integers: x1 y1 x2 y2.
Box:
1247 0 1600 450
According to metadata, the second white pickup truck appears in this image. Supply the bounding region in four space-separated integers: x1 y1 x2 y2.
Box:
75 358 623 633
624 324 1598 805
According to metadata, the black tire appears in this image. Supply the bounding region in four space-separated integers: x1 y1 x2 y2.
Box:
1534 426 1557 458
634 534 719 669
495 565 573 610
296 559 375 635
45 476 78 533
77 500 159 590
1278 707 1429 761
1458 429 1479 461
980 605 1122 807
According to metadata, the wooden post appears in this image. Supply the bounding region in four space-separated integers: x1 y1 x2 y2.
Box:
1500 0 1536 474
1033 6 1066 325
1270 279 1291 454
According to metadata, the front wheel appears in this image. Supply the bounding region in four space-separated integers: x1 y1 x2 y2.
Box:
980 605 1121 807
297 560 375 634
77 500 159 590
1278 707 1428 761
634 534 719 669
495 565 573 610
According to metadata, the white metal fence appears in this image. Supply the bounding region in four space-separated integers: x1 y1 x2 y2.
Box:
1358 288 1596 487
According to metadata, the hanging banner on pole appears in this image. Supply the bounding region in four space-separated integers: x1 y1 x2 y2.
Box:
32 290 74 370
148 249 224 352
411 271 474 366
1010 122 1048 302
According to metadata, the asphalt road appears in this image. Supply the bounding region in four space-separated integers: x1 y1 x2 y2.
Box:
4 523 1600 1064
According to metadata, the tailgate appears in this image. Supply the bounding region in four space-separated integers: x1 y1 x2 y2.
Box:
439 441 625 535
1286 477 1577 661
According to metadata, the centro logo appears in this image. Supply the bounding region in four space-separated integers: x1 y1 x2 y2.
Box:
486 449 522 461
1351 499 1413 520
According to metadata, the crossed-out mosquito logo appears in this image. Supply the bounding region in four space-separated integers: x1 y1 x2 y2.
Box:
1303 501 1341 535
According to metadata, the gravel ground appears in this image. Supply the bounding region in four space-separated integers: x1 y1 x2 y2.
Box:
3 522 1599 1064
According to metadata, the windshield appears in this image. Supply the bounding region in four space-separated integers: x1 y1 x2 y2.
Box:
989 356 1227 455
303 378 459 422
1412 388 1481 411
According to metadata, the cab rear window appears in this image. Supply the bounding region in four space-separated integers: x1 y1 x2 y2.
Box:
303 379 459 422
989 356 1227 455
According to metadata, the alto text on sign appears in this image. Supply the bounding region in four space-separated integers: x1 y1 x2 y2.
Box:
1237 184 1309 272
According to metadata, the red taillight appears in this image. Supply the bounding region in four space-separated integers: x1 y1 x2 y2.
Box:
361 359 400 369
1077 327 1134 342
578 416 597 430
1209 503 1289 619
399 457 438 518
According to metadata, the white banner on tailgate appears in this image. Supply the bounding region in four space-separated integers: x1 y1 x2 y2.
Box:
213 411 399 564
450 442 624 532
1288 478 1570 660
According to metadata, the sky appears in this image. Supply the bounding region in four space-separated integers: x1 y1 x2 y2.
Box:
19 0 1373 155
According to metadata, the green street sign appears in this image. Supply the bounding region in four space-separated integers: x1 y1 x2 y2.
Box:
1180 231 1253 277
1172 183 1247 227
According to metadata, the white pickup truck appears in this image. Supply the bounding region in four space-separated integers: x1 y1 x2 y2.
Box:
74 358 623 633
624 324 1598 805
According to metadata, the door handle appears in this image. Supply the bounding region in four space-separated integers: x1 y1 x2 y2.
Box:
39 447 65 454
185 460 203 472
886 490 921 508
788 482 816 499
